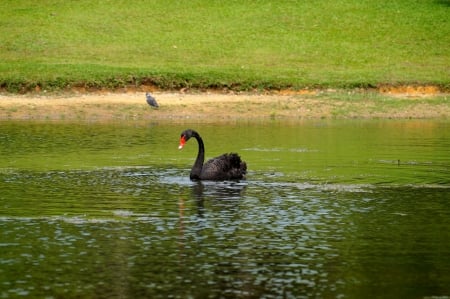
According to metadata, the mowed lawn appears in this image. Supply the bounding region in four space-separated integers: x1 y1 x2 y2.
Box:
0 0 449 91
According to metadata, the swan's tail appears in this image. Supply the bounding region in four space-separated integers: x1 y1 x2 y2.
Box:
229 153 247 179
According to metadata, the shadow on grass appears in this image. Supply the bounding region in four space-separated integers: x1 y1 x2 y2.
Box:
435 0 450 7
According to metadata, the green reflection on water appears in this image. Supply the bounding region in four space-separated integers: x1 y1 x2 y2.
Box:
1 120 449 185
1 119 449 298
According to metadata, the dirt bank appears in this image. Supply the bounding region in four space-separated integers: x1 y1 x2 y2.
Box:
0 89 449 122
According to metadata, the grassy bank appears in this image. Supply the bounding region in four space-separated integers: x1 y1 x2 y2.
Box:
0 0 449 93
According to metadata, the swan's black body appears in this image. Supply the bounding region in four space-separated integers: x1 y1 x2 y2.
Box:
179 129 247 181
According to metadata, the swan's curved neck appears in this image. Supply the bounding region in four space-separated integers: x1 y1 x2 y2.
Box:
190 131 205 179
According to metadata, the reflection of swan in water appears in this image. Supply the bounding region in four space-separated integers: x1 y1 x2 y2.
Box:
191 181 247 217
193 181 247 198
177 182 247 271
178 181 247 242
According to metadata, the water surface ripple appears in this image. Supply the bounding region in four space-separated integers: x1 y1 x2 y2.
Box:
1 120 449 298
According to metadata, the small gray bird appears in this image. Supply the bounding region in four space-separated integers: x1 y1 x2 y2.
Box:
145 92 159 108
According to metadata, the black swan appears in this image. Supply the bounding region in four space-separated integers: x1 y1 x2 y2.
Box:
178 129 247 181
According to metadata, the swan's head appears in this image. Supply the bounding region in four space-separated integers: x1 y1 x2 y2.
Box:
178 129 195 149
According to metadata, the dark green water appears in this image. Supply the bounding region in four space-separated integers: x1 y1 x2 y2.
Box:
1 120 449 298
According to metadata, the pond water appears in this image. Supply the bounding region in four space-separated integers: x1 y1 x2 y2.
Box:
1 120 449 298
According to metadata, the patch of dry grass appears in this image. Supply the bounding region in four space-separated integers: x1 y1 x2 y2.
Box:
0 90 449 122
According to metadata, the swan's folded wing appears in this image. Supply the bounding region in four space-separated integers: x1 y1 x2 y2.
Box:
201 153 246 180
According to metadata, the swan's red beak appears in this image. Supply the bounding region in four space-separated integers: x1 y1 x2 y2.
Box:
178 136 186 149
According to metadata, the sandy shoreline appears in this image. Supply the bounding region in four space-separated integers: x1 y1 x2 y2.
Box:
1 90 449 121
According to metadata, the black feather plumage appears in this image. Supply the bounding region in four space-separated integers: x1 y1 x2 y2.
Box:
178 129 247 181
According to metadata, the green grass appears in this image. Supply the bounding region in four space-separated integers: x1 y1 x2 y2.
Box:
0 0 449 92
